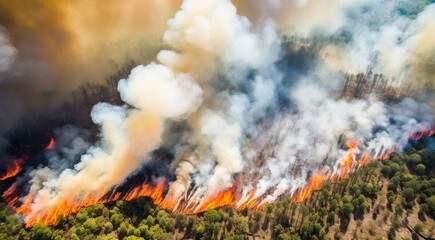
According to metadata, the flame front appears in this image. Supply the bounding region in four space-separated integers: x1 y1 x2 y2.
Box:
0 158 24 181
337 140 359 180
4 179 238 228
293 171 329 202
410 128 435 141
3 129 435 227
1 140 362 226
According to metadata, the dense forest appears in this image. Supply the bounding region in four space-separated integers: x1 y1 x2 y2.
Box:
1 138 434 240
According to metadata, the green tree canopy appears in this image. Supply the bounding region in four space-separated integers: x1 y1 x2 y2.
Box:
204 209 222 222
341 203 354 216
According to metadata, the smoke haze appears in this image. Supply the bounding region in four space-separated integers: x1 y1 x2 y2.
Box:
0 0 181 138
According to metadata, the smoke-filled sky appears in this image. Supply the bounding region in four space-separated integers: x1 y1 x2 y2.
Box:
0 0 181 138
0 0 434 226
0 0 434 136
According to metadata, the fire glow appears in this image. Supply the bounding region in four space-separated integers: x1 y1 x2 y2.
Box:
3 129 433 228
0 158 24 181
44 137 55 151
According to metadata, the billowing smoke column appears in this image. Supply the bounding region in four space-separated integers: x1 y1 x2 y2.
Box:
2 0 435 227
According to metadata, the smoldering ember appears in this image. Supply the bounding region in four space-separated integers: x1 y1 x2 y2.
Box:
0 1 434 239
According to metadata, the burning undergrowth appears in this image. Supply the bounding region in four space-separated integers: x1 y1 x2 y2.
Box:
0 0 434 228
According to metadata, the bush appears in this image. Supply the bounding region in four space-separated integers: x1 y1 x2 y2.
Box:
407 153 422 164
402 188 415 202
390 163 401 175
110 213 124 227
267 205 273 214
343 195 352 203
381 165 391 177
118 223 128 236
204 209 222 222
144 215 155 226
328 211 336 224
419 203 429 214
390 220 401 232
330 199 338 210
123 236 145 240
426 196 435 212
29 224 53 240
83 218 99 233
341 203 354 216
70 233 80 240
415 164 426 175
388 196 395 205
104 222 113 233
414 223 423 233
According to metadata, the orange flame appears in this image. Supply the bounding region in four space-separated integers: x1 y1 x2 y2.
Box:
357 152 370 167
290 130 434 203
2 184 19 205
293 171 329 202
333 140 359 181
381 144 401 160
0 158 24 181
347 139 358 149
235 187 259 210
194 186 237 213
4 128 435 227
410 128 435 141
254 200 270 211
4 178 244 228
292 139 380 202
44 138 55 151
159 194 181 210
5 180 167 228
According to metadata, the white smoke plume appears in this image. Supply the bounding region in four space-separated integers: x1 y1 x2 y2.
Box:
162 0 282 202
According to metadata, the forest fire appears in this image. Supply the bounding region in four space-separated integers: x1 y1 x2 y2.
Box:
193 187 238 213
0 158 25 181
337 140 359 180
357 152 371 167
0 0 434 233
293 172 329 202
2 181 164 228
288 128 435 204
4 178 238 227
410 128 435 140
5 130 434 228
235 187 260 210
44 138 56 151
